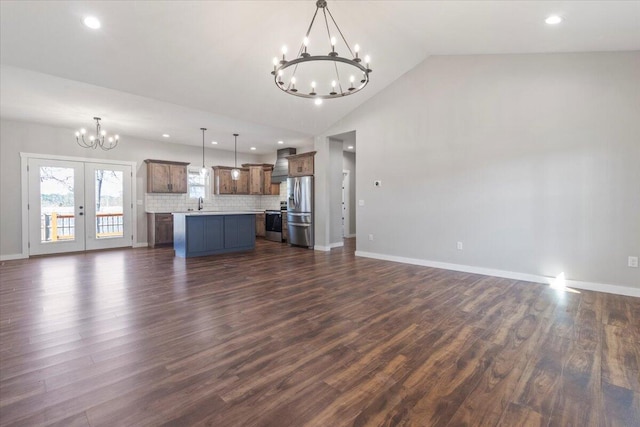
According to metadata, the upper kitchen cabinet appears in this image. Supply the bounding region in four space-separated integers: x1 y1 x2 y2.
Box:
145 160 189 193
243 164 280 195
263 166 281 195
287 152 316 177
212 166 250 195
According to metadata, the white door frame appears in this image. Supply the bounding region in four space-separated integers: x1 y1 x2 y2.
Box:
342 169 351 238
20 152 137 258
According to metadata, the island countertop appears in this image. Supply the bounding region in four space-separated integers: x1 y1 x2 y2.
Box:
172 210 264 216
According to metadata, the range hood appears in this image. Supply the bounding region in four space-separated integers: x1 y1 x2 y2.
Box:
271 147 296 183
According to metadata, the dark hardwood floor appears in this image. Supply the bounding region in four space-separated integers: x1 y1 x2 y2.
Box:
1 239 638 426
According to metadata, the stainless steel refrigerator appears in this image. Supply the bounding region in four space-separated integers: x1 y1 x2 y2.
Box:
287 176 314 248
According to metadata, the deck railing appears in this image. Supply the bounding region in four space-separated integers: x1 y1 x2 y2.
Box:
42 213 124 241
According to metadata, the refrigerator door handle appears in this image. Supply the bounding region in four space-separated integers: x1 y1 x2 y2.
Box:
288 212 308 216
290 222 311 227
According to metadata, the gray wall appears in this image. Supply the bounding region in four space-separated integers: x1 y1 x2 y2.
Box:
343 150 356 236
319 51 640 288
0 118 262 256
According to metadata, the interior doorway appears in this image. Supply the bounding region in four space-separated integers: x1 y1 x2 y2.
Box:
25 155 134 256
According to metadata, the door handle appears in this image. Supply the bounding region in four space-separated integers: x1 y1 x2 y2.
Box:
79 206 83 209
79 212 84 216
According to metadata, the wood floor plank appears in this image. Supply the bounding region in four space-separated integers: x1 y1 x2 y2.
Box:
1 239 638 426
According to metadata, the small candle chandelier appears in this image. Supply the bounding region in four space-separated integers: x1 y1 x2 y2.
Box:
271 0 372 101
75 117 119 150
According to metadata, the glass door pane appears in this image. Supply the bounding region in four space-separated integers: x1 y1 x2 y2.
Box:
94 169 124 239
28 159 85 255
85 163 132 251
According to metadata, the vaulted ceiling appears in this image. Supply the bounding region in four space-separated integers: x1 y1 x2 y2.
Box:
1 1 639 154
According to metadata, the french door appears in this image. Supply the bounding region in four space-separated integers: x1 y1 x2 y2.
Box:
28 158 132 255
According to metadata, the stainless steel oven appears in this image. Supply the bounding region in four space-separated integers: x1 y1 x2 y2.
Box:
265 210 282 242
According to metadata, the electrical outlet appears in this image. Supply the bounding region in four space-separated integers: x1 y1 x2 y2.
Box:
359 200 365 206
369 234 374 241
374 180 382 187
457 241 463 250
629 256 639 268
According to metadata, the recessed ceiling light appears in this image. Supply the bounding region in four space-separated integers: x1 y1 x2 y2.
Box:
277 140 284 145
211 141 218 145
83 16 101 29
347 145 354 150
545 15 562 25
162 134 170 138
250 147 257 151
314 98 323 106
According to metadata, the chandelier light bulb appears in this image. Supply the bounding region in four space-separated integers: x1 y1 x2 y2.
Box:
315 98 323 106
273 57 278 65
354 44 360 53
108 137 114 143
101 130 106 136
350 75 355 83
281 45 288 55
75 131 80 137
81 128 86 134
331 37 336 46
330 79 337 95
303 37 309 47
365 55 371 64
291 77 296 84
89 135 95 141
115 135 119 140
311 81 316 89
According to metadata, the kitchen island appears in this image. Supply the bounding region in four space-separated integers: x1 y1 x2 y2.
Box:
172 212 257 258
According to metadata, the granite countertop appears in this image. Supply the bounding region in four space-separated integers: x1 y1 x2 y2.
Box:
172 210 264 216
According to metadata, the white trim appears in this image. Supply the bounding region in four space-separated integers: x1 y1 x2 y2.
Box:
355 250 640 298
20 152 137 258
0 253 28 261
133 242 149 248
344 234 356 238
315 241 344 251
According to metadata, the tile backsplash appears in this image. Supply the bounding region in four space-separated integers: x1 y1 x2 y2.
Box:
145 182 287 213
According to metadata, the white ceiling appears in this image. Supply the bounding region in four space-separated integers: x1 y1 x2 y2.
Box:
1 1 639 154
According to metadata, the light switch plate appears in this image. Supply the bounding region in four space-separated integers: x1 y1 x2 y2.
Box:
629 256 639 268
358 200 365 206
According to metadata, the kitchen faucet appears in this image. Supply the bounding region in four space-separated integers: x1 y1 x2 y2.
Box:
198 196 204 211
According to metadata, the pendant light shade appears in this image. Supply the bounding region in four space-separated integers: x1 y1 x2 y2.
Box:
231 133 240 180
200 128 207 176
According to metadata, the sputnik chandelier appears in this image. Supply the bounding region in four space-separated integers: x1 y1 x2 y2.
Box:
271 0 372 102
75 117 119 150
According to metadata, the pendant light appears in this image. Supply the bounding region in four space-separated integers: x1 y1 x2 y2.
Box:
231 133 240 180
200 128 207 176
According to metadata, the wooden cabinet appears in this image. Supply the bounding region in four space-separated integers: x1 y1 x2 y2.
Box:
145 160 189 193
147 213 174 248
262 167 281 195
246 164 264 195
287 151 316 177
212 166 250 195
255 212 265 237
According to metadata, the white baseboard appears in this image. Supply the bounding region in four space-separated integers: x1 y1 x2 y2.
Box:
0 253 28 261
354 250 640 298
315 241 345 251
344 234 356 238
133 242 149 248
